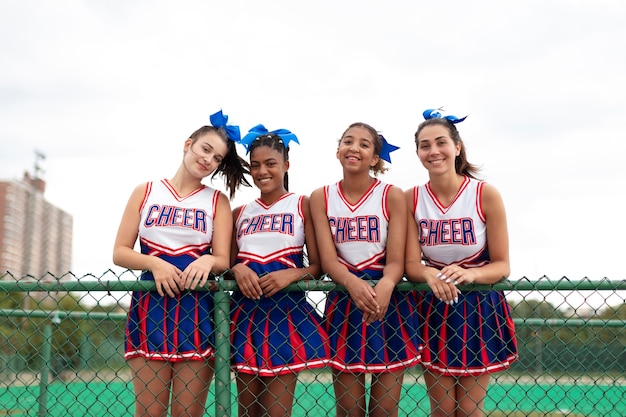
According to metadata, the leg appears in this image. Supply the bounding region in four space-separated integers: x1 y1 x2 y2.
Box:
333 369 367 417
259 374 298 417
237 372 264 417
128 357 173 417
456 374 490 417
423 370 458 417
170 359 214 417
369 370 404 417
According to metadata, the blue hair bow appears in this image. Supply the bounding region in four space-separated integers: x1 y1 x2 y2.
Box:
378 134 400 163
423 107 467 124
240 124 300 152
209 110 242 142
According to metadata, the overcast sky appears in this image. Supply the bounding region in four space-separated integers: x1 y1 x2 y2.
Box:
1 1 624 308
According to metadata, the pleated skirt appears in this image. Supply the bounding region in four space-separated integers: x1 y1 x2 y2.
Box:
324 289 422 373
125 274 214 362
417 289 518 376
230 292 330 376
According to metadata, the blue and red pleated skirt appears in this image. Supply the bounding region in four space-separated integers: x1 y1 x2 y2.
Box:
324 280 422 373
417 289 518 376
230 291 330 376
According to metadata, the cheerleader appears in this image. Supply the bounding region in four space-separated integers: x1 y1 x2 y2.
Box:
310 122 421 417
405 108 518 417
113 110 250 417
229 126 330 417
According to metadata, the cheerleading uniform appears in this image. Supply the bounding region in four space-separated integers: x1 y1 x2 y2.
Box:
323 179 422 373
124 179 218 362
411 176 518 376
230 193 330 376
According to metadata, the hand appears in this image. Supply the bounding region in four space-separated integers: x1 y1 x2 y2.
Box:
345 277 380 319
181 255 216 290
231 264 263 300
425 267 460 304
438 264 478 287
150 258 183 297
364 278 395 324
258 269 297 297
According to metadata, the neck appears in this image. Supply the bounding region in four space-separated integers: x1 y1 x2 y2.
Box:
260 188 288 205
170 167 203 196
428 174 465 205
341 171 375 193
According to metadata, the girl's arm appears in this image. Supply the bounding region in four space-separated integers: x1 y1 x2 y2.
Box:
438 183 511 285
404 188 458 303
368 185 406 323
310 187 379 316
258 196 321 297
113 183 182 297
229 204 263 299
181 191 233 290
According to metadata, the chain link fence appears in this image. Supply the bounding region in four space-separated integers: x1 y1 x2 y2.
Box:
0 273 624 416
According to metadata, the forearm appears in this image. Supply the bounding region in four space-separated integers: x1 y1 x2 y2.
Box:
113 247 157 272
381 259 405 285
471 261 510 285
322 261 358 287
404 259 436 283
206 254 230 274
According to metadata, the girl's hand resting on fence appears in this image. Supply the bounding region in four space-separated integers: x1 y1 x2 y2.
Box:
150 257 183 297
258 269 300 297
181 255 216 290
425 266 460 304
230 263 263 300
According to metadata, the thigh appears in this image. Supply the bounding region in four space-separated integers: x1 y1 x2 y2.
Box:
170 360 214 417
333 370 367 417
369 370 404 417
457 374 490 417
423 370 458 417
236 372 265 417
259 374 298 417
128 358 173 417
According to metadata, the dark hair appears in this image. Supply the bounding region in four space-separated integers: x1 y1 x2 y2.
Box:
339 122 388 176
189 126 251 199
414 118 481 179
248 133 290 191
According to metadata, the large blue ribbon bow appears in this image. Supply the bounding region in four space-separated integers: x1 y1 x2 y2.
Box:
209 110 242 142
240 124 300 153
423 107 468 124
378 134 400 163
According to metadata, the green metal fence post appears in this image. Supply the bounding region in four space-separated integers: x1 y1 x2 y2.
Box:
213 289 231 417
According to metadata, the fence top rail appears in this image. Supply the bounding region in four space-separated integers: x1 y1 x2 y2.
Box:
0 274 625 292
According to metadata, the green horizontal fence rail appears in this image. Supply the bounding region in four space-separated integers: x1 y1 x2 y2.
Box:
0 275 625 417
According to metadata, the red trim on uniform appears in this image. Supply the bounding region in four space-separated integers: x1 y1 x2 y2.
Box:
162 179 207 201
476 181 486 222
255 192 293 210
297 195 305 223
139 182 152 213
211 190 220 220
426 176 470 214
337 178 381 213
381 184 391 221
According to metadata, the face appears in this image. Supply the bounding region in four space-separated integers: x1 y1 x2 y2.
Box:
185 132 228 177
249 145 288 195
416 124 461 173
336 126 380 171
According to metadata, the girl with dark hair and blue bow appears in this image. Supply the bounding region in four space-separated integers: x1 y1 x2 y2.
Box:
113 110 250 417
405 108 518 417
310 122 422 417
228 125 330 417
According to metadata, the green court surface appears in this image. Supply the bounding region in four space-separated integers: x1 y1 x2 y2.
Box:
1 380 624 416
